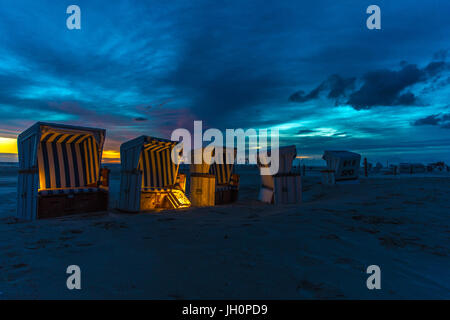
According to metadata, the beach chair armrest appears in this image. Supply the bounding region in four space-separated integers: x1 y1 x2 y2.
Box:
175 173 187 192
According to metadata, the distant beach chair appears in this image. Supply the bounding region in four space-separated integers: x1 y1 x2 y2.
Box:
118 136 190 212
209 148 239 205
399 163 412 174
322 150 361 183
17 122 109 220
257 145 302 204
410 163 426 173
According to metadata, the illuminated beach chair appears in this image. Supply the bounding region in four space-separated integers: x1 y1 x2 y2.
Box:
209 148 239 205
257 145 302 204
118 136 190 212
17 122 108 220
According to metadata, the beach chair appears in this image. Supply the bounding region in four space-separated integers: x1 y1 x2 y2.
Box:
258 145 302 205
118 136 190 212
16 122 108 220
189 148 216 207
209 148 239 205
322 151 361 182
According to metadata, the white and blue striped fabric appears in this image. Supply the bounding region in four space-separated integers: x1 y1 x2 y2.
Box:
37 131 100 190
209 148 236 185
138 138 178 188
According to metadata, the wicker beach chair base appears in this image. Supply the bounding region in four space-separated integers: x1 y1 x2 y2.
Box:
38 188 108 219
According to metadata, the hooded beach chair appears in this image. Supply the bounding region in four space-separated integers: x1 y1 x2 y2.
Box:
209 148 239 205
322 151 361 183
118 136 190 212
17 122 109 220
257 145 302 205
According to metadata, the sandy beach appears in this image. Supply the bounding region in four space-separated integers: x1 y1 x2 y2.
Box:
0 164 449 299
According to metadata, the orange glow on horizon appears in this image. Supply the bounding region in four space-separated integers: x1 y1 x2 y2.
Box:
0 137 18 154
102 150 120 163
0 139 121 163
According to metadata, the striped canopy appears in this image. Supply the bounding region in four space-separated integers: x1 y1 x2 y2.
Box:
37 129 102 190
209 148 236 185
138 138 179 188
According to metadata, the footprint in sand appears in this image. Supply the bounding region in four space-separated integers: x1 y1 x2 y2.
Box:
352 215 403 225
320 234 340 240
334 257 354 265
403 200 424 205
378 236 407 248
359 227 379 234
76 242 93 247
6 263 31 282
157 217 175 222
296 279 324 292
168 293 184 300
25 238 55 250
59 236 75 241
62 229 83 235
6 251 19 258
92 221 128 229
297 255 322 266
296 279 345 298
211 210 227 215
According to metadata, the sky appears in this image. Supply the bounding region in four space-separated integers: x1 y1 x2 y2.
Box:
0 0 449 164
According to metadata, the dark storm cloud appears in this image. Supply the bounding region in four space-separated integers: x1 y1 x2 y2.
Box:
163 17 288 129
424 61 449 77
414 114 441 126
1 0 450 163
290 60 449 110
289 74 355 103
347 64 422 109
413 113 450 129
347 60 449 109
289 83 326 103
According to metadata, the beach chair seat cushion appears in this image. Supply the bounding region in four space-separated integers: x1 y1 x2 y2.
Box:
140 186 190 210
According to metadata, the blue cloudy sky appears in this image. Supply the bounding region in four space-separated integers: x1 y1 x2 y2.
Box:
0 0 449 163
